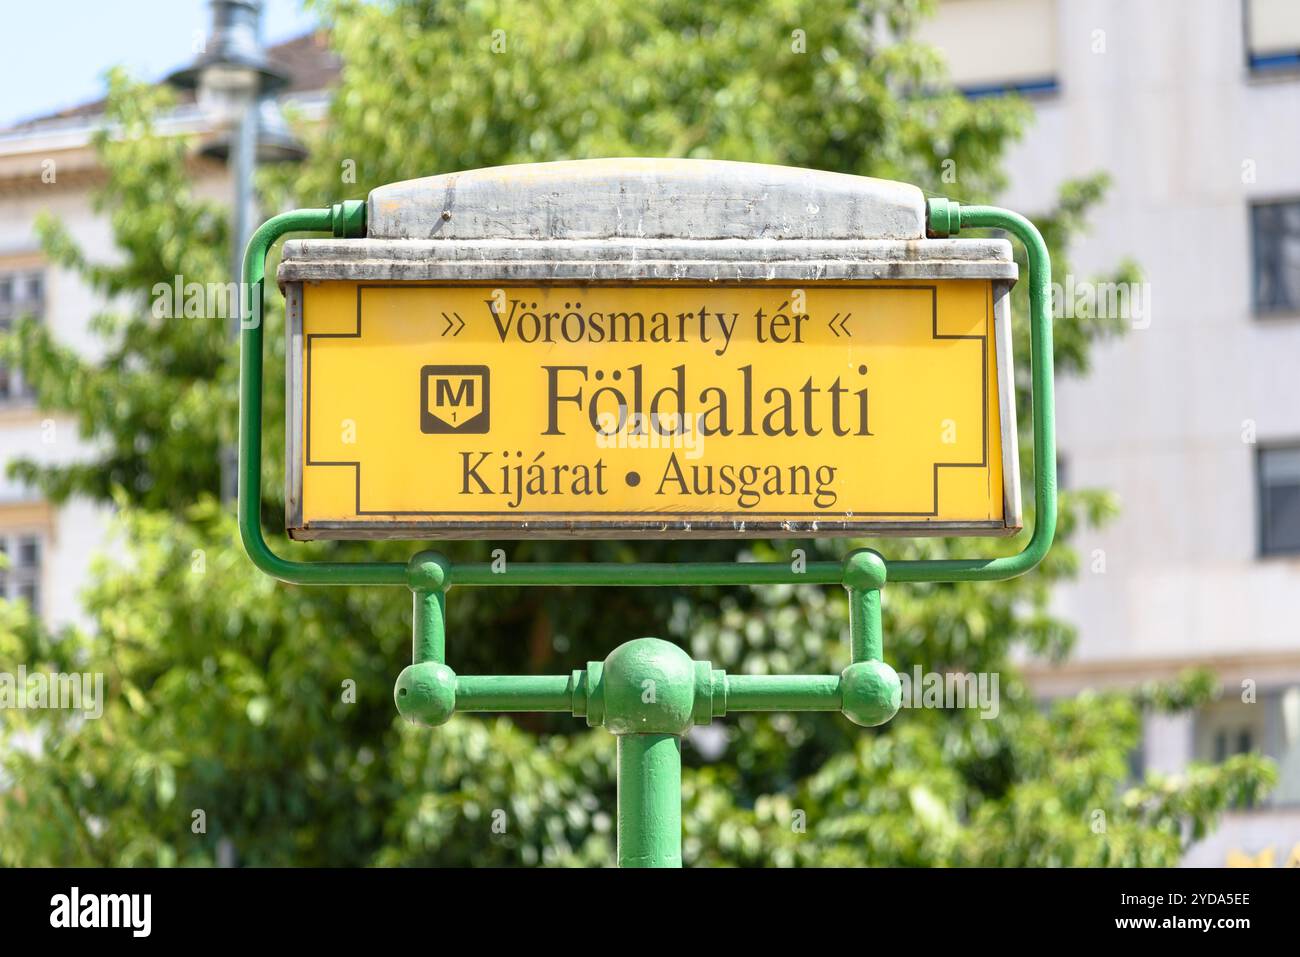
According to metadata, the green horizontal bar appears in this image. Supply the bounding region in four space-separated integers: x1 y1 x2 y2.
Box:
724 674 842 711
447 561 845 587
455 674 576 712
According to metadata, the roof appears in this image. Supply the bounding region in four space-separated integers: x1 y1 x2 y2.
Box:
2 31 339 134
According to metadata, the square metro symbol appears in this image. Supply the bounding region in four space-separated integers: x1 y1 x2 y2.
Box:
421 365 490 433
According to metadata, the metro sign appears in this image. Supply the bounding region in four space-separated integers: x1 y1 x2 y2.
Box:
279 159 1021 540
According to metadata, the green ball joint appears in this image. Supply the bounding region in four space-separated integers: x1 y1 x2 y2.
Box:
406 550 449 592
599 637 697 735
394 661 457 727
842 548 887 591
840 659 902 728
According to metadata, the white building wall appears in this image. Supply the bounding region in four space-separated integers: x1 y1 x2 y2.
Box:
935 0 1300 865
1004 3 1300 660
1143 712 1194 777
0 126 231 631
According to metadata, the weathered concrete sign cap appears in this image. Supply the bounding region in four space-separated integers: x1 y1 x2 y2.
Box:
279 158 1016 284
367 157 925 241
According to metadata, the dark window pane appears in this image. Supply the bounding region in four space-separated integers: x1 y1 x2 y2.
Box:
1260 447 1300 554
1126 744 1144 781
18 536 39 567
1265 487 1300 551
1253 201 1300 314
0 270 41 403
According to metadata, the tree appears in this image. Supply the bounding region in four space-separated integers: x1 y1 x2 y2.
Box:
0 0 1273 866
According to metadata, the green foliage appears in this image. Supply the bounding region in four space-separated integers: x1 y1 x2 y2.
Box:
0 0 1273 866
287 0 1025 202
1 71 232 509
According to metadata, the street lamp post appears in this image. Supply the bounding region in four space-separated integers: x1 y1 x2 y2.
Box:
167 0 306 501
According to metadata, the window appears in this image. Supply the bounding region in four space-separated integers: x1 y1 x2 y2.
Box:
915 0 1059 97
1245 0 1300 73
0 532 43 616
1214 727 1255 762
0 266 45 402
1259 446 1300 555
1195 689 1300 807
1195 697 1266 809
1252 201 1300 315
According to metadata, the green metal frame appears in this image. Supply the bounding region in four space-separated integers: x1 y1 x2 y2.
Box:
238 194 1055 867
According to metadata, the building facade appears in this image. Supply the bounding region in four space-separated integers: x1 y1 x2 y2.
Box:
920 0 1300 866
0 31 334 631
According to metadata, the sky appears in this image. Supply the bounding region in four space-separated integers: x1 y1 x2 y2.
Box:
0 0 320 127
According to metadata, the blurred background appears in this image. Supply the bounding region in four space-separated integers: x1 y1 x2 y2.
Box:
0 0 1297 867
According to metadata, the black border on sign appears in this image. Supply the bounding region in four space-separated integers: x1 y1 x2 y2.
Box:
304 282 989 523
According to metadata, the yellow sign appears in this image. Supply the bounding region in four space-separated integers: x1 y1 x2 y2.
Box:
288 280 1018 539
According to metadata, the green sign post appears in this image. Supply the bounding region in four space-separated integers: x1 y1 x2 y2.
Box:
238 161 1055 867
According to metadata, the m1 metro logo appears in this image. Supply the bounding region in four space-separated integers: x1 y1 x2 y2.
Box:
421 365 490 433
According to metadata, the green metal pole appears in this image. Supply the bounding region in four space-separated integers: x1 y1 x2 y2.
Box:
723 674 841 710
395 632 901 865
617 734 683 868
848 587 882 661
412 588 445 664
456 675 576 712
